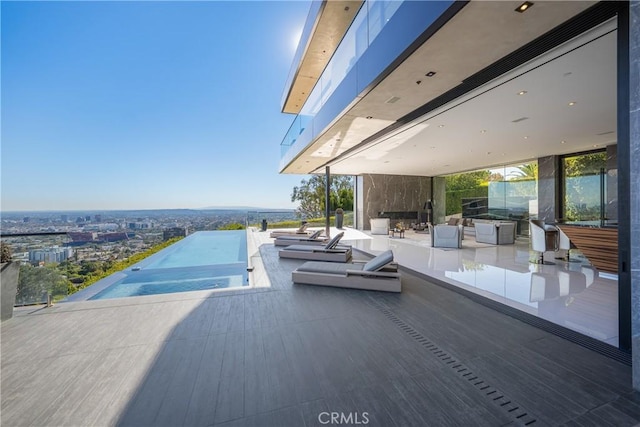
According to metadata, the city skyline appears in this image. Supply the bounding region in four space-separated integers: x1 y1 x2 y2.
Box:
1 1 311 211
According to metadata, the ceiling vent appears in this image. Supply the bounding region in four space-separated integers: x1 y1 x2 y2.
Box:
511 117 529 123
385 96 401 104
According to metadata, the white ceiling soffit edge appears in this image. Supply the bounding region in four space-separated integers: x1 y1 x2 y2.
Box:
322 17 617 177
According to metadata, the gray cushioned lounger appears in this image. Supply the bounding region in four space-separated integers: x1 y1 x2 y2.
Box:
278 244 352 262
291 250 401 292
274 231 326 246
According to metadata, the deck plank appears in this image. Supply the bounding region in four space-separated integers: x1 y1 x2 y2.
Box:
2 241 639 427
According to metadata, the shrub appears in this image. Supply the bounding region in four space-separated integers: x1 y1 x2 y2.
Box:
1 241 12 263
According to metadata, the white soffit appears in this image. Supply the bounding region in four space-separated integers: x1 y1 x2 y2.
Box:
328 18 617 176
281 0 599 175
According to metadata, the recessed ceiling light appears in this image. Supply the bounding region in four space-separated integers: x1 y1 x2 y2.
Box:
425 71 436 77
416 80 422 85
430 146 436 149
563 72 573 77
515 1 533 13
568 101 577 106
438 124 445 128
518 90 527 95
366 116 373 119
523 136 529 139
593 144 598 148
561 140 566 144
486 152 491 155
384 161 390 163
480 130 487 133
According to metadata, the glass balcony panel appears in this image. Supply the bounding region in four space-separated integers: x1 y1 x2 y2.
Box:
281 0 454 163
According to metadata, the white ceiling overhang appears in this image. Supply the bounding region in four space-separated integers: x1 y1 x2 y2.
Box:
282 1 363 114
281 0 616 177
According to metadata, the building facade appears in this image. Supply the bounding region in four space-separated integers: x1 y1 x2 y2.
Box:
279 1 639 389
29 246 74 264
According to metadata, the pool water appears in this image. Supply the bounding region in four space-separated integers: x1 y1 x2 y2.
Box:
89 230 248 300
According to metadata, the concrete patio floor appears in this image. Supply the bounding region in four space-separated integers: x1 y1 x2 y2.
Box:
1 231 639 426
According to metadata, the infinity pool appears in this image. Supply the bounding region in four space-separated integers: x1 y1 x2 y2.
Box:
78 231 248 300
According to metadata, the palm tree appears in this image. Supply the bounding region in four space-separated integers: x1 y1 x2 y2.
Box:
510 163 538 180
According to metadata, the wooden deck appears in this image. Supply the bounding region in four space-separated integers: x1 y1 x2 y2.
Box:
1 241 639 426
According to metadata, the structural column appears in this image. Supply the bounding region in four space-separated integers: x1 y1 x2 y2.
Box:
325 167 331 239
628 0 640 391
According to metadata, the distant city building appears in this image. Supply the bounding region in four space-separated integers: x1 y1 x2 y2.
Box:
23 217 30 223
163 227 187 241
94 214 102 223
98 232 130 242
68 232 98 243
84 223 119 232
29 246 73 264
128 222 153 230
60 215 68 222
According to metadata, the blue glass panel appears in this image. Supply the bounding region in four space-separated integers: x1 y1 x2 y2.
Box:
280 0 455 165
281 0 324 110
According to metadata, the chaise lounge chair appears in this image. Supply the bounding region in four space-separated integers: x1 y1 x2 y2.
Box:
278 232 352 262
274 229 326 246
292 250 401 292
269 223 310 238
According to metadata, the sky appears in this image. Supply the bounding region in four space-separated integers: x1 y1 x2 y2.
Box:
1 0 312 211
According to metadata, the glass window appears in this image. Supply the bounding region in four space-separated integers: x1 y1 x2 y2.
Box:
562 151 607 222
444 162 537 235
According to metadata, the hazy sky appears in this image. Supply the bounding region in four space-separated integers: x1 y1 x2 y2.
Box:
1 0 311 211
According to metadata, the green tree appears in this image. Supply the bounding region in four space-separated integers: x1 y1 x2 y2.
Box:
218 223 245 230
444 170 490 216
510 163 538 181
563 152 607 220
291 175 354 218
79 260 104 276
564 152 606 177
17 264 68 304
445 170 490 191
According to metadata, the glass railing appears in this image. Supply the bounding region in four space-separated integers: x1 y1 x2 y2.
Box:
280 0 454 169
0 231 169 306
280 0 324 111
246 210 354 231
1 233 73 306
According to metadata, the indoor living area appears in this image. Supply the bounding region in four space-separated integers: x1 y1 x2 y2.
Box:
350 149 620 349
278 0 633 366
343 16 621 355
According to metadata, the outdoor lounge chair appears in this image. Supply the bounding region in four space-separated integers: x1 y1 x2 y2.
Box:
278 232 352 262
274 229 326 246
269 223 310 238
291 250 401 292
